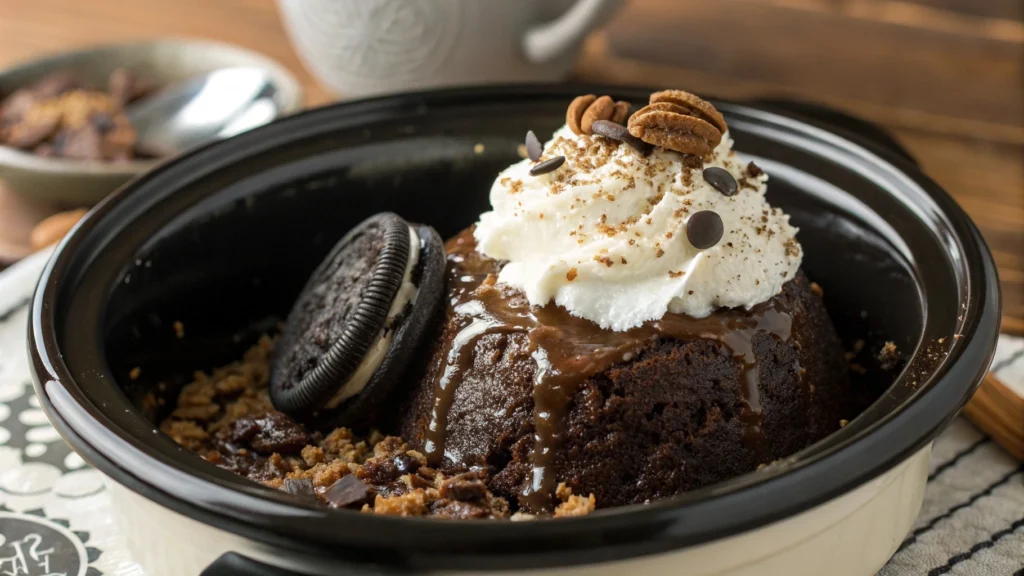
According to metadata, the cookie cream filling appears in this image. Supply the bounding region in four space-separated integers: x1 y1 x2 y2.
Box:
474 126 802 331
325 226 421 409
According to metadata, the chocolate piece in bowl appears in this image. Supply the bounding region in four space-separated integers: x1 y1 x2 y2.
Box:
0 68 145 161
270 212 446 429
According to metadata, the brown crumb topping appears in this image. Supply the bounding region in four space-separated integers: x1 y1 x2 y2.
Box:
552 482 596 518
159 337 588 520
878 341 901 371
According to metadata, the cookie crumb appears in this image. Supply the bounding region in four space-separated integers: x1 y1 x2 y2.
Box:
878 341 901 371
809 282 823 298
554 493 596 517
129 366 141 380
173 321 185 338
473 143 485 155
839 419 849 427
566 268 578 281
371 491 429 516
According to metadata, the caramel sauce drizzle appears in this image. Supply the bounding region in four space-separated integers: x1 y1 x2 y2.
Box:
422 229 792 514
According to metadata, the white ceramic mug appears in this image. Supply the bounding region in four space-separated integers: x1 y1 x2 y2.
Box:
276 0 622 97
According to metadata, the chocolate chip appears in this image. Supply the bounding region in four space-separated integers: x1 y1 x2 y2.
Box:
686 210 724 249
703 167 738 196
324 474 373 508
746 162 764 178
529 155 565 176
525 130 542 162
590 119 652 154
282 478 318 504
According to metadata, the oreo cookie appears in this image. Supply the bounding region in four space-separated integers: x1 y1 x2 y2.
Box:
270 213 445 428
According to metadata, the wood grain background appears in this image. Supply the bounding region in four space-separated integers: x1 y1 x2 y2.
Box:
0 0 1021 333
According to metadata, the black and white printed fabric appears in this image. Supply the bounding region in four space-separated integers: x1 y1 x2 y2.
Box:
0 249 1021 576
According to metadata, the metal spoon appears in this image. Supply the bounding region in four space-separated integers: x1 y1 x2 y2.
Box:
127 67 282 157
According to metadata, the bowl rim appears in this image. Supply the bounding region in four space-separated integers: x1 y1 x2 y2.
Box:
0 37 305 174
28 83 1001 571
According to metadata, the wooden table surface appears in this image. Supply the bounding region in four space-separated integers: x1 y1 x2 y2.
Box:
1 0 1022 334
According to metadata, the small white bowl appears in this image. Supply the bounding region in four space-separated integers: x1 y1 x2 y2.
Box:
0 38 303 205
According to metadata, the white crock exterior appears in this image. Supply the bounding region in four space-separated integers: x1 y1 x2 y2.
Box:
109 444 930 576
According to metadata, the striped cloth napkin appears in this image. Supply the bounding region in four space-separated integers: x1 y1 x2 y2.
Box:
880 335 1024 576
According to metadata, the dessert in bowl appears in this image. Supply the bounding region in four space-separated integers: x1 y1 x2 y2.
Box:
158 90 854 519
29 85 998 575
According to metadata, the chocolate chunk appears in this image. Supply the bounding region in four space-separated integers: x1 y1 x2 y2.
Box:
324 474 373 508
282 478 318 504
430 500 494 520
746 162 764 178
227 412 309 454
686 210 724 250
590 119 652 154
525 130 542 162
393 453 420 475
440 471 489 502
703 167 738 196
225 417 258 443
358 456 402 484
529 155 565 176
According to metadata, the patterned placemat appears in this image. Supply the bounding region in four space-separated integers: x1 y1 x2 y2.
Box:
0 250 1021 576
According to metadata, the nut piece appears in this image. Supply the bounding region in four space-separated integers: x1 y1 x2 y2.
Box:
567 94 632 135
566 94 597 135
627 102 723 157
649 89 727 134
30 209 88 251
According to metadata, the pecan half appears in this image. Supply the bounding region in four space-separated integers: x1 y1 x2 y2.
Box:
567 94 631 135
627 101 723 157
649 89 727 134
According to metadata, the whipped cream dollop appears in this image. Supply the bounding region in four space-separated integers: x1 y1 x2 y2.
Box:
473 126 802 331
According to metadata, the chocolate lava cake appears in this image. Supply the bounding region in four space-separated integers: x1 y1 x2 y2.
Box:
400 229 850 512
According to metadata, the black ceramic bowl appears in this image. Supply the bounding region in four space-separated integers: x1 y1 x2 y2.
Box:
29 85 999 576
